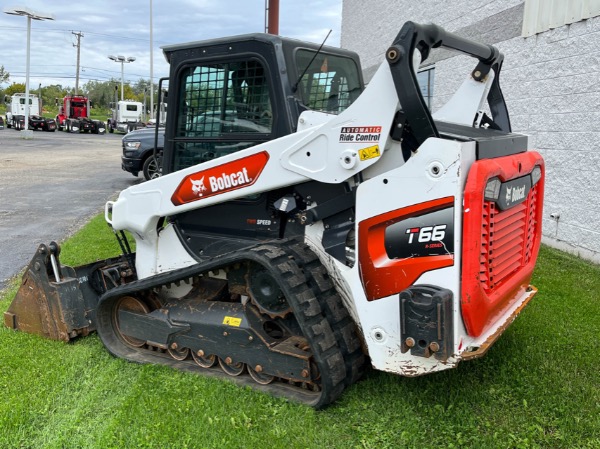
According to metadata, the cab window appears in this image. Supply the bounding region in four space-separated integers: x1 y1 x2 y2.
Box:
295 50 362 114
173 59 273 171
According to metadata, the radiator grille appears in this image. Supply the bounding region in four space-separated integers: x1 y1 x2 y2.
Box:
479 184 539 291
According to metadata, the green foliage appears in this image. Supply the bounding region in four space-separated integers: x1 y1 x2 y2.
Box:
0 224 599 448
39 84 69 113
84 78 121 108
3 82 26 97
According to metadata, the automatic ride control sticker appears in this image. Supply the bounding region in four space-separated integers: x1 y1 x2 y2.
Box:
339 126 382 143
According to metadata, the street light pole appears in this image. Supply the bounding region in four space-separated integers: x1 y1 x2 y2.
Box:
150 0 154 120
108 55 136 101
24 14 31 127
3 6 54 139
120 59 124 100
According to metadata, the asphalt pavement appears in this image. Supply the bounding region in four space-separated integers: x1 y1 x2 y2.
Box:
0 129 140 291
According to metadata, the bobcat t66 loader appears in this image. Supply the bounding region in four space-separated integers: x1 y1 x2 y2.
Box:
5 22 545 408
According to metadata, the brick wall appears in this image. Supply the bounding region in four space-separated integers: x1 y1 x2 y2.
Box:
342 0 600 263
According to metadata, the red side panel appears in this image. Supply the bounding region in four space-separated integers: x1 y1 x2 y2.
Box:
358 197 455 301
461 151 545 337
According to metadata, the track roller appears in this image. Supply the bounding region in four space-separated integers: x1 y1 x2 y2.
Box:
192 350 217 368
218 357 245 376
168 343 190 361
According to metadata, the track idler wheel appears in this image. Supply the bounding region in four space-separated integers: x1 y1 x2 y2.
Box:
114 296 150 348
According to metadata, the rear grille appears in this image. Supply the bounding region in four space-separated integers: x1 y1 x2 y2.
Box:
461 152 544 337
479 184 539 292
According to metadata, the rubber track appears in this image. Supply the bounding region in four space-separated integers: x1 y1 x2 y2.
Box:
285 242 366 388
96 240 365 408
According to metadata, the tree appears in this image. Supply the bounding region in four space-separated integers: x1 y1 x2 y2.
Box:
133 78 160 105
81 79 118 108
4 82 26 97
133 78 151 95
82 79 146 108
0 66 9 85
40 85 68 112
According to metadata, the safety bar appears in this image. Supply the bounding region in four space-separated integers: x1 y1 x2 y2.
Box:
387 21 510 147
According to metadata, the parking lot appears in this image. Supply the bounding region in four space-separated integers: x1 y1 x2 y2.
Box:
0 130 139 290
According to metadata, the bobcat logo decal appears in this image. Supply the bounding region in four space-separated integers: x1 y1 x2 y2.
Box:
190 177 207 196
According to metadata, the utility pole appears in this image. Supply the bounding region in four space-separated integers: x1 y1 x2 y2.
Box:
72 31 83 95
264 0 279 34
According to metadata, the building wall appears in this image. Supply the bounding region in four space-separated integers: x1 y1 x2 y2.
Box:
342 0 600 263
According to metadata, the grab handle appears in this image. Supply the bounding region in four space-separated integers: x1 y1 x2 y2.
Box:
387 21 509 146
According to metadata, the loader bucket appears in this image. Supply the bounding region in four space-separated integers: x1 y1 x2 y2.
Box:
4 243 92 341
4 242 134 342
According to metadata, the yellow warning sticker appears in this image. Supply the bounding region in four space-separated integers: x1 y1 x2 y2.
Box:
223 316 242 327
358 144 381 161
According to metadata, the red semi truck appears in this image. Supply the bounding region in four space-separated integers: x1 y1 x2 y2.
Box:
55 95 106 134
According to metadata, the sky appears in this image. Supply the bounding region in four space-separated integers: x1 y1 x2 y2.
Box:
0 0 343 89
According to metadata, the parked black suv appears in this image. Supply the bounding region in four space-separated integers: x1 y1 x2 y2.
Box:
121 127 165 180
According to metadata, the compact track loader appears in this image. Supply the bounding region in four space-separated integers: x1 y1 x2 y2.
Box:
5 22 545 408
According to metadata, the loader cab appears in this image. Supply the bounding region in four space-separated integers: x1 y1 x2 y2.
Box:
161 33 364 175
159 34 364 257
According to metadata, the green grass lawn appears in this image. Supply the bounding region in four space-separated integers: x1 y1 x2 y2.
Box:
1 216 599 449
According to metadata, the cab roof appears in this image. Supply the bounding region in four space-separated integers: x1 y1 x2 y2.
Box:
162 32 356 63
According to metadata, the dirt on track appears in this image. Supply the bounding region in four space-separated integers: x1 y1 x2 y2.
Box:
0 129 140 290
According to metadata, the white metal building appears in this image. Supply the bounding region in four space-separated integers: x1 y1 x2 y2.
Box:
342 0 600 263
